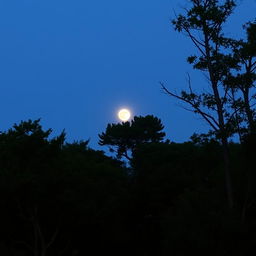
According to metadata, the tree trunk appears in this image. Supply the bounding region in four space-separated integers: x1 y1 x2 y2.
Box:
204 31 234 209
221 137 234 209
244 86 255 134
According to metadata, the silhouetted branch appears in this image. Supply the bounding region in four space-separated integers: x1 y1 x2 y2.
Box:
160 82 219 131
252 61 256 72
184 27 206 57
46 228 59 249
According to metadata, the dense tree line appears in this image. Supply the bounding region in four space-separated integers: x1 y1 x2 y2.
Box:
0 115 254 256
1 0 255 255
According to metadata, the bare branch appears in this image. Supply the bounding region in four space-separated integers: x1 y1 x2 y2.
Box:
184 27 207 57
160 82 220 131
223 85 230 108
251 61 256 72
46 228 59 249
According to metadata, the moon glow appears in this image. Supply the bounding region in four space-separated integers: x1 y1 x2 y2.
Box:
118 109 131 121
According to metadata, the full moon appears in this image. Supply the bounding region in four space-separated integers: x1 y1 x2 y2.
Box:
118 109 131 121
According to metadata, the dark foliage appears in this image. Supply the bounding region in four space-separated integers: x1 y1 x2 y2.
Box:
0 117 255 256
1 1 256 255
98 115 165 160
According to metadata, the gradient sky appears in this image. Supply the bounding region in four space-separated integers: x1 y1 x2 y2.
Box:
0 0 256 149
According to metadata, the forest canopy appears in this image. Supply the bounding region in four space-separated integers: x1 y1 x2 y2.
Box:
1 1 256 256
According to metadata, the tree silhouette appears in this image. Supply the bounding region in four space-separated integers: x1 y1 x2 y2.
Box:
162 0 237 208
223 20 256 137
1 117 256 255
0 119 66 256
0 120 129 256
98 115 165 161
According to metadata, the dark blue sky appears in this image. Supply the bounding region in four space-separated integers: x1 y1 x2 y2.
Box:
0 0 255 148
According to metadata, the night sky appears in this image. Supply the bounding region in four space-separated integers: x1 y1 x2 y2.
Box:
1 0 256 149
